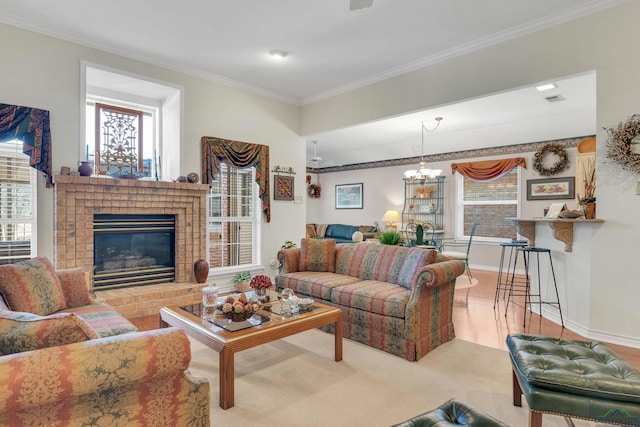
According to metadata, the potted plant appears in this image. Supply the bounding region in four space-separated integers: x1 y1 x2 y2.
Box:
281 240 297 249
249 274 273 303
232 271 252 292
378 230 402 245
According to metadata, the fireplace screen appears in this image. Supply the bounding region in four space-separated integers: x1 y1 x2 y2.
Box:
93 214 175 289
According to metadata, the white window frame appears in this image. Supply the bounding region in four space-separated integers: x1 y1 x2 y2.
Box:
81 61 183 181
0 140 37 263
207 164 262 278
454 168 521 243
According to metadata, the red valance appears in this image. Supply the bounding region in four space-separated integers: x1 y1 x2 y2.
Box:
201 136 270 222
0 103 53 187
451 157 526 182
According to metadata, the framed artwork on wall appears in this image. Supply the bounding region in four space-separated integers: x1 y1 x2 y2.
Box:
527 177 575 200
274 175 294 201
335 183 363 209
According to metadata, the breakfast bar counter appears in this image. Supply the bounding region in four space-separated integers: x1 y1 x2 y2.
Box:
506 217 604 252
505 217 605 329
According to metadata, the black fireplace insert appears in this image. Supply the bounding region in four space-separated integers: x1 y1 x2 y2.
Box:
93 214 175 289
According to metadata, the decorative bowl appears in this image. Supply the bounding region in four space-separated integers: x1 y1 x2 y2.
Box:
558 210 583 219
106 170 146 180
299 298 314 310
216 295 260 322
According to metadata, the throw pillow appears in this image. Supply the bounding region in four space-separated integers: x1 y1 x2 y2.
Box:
316 224 328 238
306 224 318 238
0 309 100 355
298 238 336 272
0 257 66 315
57 267 94 308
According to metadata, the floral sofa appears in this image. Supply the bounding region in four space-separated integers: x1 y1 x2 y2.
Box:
276 239 465 361
0 257 210 426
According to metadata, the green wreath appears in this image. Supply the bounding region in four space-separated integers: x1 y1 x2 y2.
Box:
533 143 569 176
606 114 640 174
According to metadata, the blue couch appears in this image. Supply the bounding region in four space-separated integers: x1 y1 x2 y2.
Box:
306 223 377 243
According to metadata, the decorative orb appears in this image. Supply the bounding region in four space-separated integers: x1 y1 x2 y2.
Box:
352 231 364 242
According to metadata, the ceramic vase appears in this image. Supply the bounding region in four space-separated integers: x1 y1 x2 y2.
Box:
416 224 424 245
193 259 209 283
78 161 93 176
256 288 269 303
582 202 596 219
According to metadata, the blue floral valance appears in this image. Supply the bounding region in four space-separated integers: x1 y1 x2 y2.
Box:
0 103 53 187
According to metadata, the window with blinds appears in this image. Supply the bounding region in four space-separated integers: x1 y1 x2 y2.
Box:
456 168 519 240
0 140 36 264
208 163 259 270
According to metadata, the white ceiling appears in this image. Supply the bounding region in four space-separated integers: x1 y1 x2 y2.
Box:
0 0 609 166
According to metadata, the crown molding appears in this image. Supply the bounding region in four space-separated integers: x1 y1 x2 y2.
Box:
0 14 300 105
301 0 629 105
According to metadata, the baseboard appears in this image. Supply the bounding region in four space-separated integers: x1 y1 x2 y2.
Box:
539 306 640 349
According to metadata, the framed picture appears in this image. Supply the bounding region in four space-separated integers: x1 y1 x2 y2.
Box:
274 175 294 201
335 183 363 209
527 177 575 200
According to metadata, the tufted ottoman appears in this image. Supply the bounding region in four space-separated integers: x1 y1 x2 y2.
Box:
390 399 508 426
507 333 640 426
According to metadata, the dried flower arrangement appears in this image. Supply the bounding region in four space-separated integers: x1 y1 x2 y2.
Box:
579 156 596 204
249 274 273 290
606 114 640 174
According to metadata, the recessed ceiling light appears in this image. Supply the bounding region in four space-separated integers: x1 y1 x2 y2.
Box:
536 83 557 91
268 50 288 59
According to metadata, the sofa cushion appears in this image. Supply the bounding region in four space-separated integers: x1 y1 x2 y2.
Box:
331 280 411 319
0 309 100 355
336 244 437 290
316 224 328 238
325 224 359 240
0 257 66 315
59 302 138 337
277 271 362 300
299 238 336 272
57 267 95 308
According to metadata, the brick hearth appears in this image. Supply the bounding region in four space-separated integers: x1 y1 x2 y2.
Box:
54 175 210 318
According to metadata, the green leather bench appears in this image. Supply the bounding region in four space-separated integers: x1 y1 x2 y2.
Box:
507 333 640 427
390 399 508 426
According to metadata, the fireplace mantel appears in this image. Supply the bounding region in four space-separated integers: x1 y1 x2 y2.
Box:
54 175 210 284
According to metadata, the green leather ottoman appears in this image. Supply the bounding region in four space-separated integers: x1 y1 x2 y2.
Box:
390 399 508 426
507 333 640 427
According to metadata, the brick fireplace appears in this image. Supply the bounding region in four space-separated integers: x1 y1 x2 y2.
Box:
54 176 210 318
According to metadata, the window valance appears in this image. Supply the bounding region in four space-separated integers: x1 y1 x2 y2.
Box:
451 157 526 182
0 103 52 187
201 136 270 222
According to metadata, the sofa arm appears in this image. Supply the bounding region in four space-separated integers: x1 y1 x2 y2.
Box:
405 260 466 358
415 259 466 289
0 327 210 426
277 248 300 273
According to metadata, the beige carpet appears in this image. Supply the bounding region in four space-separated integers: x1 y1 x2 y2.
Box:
187 330 597 427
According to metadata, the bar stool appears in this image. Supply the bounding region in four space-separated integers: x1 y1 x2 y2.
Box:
505 246 564 328
494 240 528 308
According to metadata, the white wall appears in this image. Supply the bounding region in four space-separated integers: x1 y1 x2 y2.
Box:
302 2 640 347
0 23 306 277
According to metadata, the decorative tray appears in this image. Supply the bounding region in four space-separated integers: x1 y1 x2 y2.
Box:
210 314 268 332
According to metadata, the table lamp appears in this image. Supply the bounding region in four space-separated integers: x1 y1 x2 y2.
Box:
381 210 401 229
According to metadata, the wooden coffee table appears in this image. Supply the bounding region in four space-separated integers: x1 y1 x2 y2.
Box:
159 299 343 409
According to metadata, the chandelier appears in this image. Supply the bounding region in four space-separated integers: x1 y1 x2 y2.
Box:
404 117 443 180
